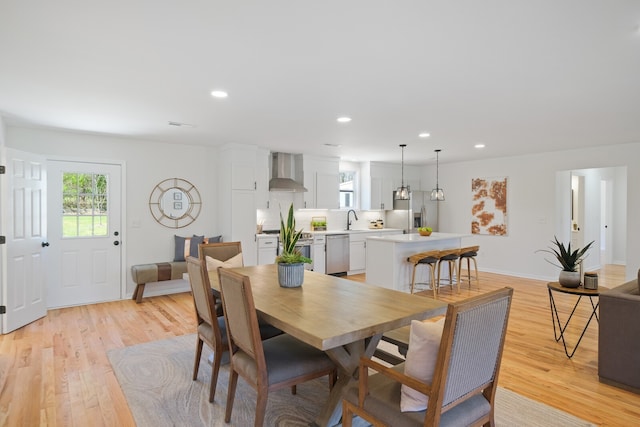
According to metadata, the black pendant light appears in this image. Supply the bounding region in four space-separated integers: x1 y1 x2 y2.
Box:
395 144 410 200
430 149 445 201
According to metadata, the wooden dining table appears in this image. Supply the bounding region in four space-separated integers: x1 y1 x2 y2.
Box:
209 264 447 427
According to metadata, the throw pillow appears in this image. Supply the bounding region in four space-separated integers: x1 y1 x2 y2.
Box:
174 235 188 262
205 252 244 271
206 252 244 288
208 235 222 243
189 235 205 259
400 318 446 412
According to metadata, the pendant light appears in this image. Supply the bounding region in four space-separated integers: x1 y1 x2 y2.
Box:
430 149 445 201
395 144 410 200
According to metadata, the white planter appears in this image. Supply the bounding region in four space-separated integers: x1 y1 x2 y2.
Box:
558 270 581 288
278 263 305 288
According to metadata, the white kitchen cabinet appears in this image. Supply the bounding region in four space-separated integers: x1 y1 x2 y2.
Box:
361 162 401 210
370 176 394 210
311 234 326 274
257 236 278 265
349 234 367 273
302 155 340 209
255 147 270 209
219 144 262 265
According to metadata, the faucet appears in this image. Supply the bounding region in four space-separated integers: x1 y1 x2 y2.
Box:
346 209 358 230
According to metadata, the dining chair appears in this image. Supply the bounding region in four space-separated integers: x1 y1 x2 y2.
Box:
198 241 244 316
342 287 513 427
186 256 228 403
217 268 337 427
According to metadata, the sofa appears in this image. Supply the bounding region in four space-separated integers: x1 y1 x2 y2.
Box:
598 270 640 394
130 234 220 303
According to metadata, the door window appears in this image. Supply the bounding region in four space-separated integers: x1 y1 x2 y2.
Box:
62 172 108 237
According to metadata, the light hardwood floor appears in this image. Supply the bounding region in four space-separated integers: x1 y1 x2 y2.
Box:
0 266 638 426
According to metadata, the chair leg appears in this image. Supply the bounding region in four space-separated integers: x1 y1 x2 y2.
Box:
255 387 269 427
410 264 417 294
430 264 437 298
291 385 297 395
193 338 204 380
342 400 354 427
209 346 223 402
225 370 239 423
472 256 480 288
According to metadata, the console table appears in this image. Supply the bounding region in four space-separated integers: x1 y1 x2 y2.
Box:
547 281 607 358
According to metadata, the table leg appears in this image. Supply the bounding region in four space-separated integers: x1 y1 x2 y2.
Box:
548 289 599 358
313 334 382 427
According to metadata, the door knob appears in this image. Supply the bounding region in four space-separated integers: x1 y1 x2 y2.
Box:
42 242 50 247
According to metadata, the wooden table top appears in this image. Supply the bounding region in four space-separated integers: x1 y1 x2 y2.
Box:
210 264 447 351
547 281 608 296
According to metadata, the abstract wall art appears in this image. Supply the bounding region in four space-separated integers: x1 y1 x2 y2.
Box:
471 176 507 235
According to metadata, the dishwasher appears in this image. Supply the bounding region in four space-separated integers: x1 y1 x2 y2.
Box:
325 234 349 276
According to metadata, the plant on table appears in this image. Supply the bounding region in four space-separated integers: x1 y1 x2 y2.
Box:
276 203 312 265
537 236 594 287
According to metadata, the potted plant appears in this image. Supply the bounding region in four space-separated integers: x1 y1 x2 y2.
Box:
537 236 594 288
276 203 312 287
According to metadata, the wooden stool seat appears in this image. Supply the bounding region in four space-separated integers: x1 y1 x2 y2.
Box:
407 250 440 296
459 245 480 288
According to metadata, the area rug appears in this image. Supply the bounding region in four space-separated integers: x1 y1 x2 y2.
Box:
108 334 594 427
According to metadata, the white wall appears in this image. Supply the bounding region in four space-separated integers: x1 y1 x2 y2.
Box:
6 126 220 297
420 143 640 282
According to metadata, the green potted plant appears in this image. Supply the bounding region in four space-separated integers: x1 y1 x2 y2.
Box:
276 203 312 287
537 236 594 288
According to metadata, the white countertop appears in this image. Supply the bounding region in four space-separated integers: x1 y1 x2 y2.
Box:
366 232 468 243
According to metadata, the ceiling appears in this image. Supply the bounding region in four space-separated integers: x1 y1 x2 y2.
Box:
1 1 639 166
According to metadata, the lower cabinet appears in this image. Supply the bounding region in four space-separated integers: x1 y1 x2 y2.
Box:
311 234 326 274
349 234 367 273
257 236 278 265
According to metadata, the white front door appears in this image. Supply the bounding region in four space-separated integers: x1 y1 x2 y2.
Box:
47 161 122 308
3 149 48 333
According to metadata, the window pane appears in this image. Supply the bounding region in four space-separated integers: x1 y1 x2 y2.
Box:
62 172 109 238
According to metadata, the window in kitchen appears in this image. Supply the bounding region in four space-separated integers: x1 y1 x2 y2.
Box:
340 171 356 209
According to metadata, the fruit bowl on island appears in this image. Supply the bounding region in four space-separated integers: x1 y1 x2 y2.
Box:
418 227 432 236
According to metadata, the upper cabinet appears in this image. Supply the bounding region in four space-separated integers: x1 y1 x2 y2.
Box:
302 155 340 209
362 162 400 210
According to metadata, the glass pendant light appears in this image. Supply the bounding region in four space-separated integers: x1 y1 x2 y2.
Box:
430 149 445 201
395 144 410 200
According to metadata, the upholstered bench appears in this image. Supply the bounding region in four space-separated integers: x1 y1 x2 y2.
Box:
131 262 188 303
130 234 221 303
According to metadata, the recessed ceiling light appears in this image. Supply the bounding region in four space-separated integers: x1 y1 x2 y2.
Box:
337 117 352 123
211 90 228 98
418 132 431 138
475 143 485 148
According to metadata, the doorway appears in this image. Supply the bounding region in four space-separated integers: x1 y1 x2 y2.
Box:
557 166 626 273
47 160 123 308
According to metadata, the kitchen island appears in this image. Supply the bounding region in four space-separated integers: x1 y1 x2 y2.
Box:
365 232 468 292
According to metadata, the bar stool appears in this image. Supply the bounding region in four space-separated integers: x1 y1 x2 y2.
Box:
407 250 440 296
436 248 460 292
458 245 480 289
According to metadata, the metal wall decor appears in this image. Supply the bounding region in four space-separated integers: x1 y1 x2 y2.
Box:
149 178 202 228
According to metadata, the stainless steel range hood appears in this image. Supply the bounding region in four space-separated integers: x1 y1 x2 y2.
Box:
269 152 308 192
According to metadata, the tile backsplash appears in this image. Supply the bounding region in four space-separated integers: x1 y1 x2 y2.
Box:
256 193 388 232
